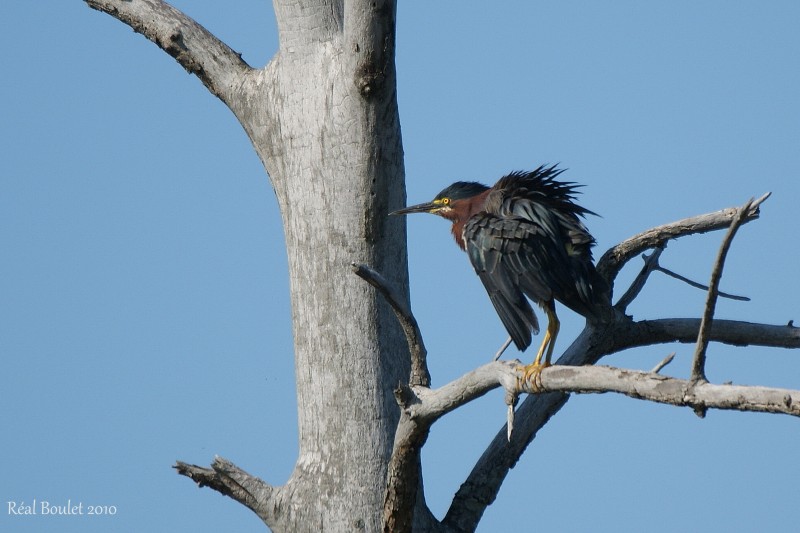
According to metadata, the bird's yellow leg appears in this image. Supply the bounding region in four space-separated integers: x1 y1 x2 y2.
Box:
543 307 560 366
521 306 560 391
532 329 550 367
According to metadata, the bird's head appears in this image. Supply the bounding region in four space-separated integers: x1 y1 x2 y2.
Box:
390 181 489 219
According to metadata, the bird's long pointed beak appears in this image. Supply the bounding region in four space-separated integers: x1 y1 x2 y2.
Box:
389 201 437 216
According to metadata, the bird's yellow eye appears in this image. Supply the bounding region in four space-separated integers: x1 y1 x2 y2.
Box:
441 197 450 206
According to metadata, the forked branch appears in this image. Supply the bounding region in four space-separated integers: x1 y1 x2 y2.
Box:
615 248 749 312
174 456 276 524
597 195 767 285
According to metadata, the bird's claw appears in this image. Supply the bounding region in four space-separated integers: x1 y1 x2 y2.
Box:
518 362 550 393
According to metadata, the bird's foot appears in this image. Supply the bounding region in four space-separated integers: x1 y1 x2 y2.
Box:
518 362 550 392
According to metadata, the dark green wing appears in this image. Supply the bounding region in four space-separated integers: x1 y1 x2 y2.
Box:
497 190 604 314
464 213 549 351
464 195 607 351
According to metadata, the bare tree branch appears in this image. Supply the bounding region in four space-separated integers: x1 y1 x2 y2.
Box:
403 336 800 439
655 264 750 301
622 318 800 352
353 263 430 386
615 247 749 311
351 263 434 532
691 198 755 384
383 360 520 533
84 0 251 103
412 362 520 421
650 352 675 374
174 456 277 525
531 365 800 416
383 397 430 533
444 390 569 532
405 360 800 421
597 197 766 286
615 247 664 310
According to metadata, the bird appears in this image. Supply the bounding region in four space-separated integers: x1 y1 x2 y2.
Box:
391 164 611 386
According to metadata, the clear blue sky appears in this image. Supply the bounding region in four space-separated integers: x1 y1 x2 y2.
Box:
2 2 799 532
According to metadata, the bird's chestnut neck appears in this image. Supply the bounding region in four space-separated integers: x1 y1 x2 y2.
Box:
448 190 491 250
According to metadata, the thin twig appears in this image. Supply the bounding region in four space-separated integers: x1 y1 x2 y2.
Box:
507 404 515 441
352 263 430 387
650 353 675 374
691 197 761 383
655 265 750 301
615 247 664 310
615 246 750 311
493 337 513 361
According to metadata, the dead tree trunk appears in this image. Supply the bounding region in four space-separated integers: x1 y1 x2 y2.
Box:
85 0 412 531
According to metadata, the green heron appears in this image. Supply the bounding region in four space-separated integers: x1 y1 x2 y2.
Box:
392 164 610 384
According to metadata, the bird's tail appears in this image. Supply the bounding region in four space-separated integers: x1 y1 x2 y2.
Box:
565 263 616 325
585 268 616 324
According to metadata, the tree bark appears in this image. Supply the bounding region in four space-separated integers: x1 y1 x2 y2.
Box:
237 2 411 530
251 10 410 533
87 0 409 531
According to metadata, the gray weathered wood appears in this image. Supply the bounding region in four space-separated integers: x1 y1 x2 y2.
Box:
86 1 410 531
